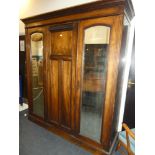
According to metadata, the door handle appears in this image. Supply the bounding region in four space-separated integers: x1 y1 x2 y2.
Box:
128 81 135 85
128 81 135 88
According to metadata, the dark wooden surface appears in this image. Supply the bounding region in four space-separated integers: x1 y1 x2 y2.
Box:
101 15 123 150
21 0 125 23
22 5 124 28
110 24 129 145
51 30 72 56
49 60 59 124
47 24 77 131
21 0 134 26
61 60 71 128
49 23 73 31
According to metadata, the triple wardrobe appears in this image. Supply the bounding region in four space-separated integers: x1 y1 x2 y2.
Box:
21 0 134 154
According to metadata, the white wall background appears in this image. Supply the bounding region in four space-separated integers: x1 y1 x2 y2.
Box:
19 0 97 35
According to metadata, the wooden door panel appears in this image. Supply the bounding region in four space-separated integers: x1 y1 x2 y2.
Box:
47 23 77 131
61 60 71 128
51 31 72 56
49 60 59 124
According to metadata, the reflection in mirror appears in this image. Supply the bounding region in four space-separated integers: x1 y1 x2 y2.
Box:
31 33 44 117
80 26 110 142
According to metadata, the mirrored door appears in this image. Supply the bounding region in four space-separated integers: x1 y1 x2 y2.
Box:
76 16 123 145
30 32 44 117
80 26 110 142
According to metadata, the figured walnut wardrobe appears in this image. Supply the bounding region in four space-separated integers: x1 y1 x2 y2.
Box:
21 0 134 154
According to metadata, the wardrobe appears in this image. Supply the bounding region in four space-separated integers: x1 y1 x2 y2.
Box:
21 0 134 154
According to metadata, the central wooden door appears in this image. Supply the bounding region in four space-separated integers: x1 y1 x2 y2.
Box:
46 23 77 132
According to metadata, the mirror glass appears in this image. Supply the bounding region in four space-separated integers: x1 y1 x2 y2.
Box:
80 26 110 142
31 33 44 117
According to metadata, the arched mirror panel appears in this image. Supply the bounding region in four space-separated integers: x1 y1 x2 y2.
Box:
80 26 111 142
31 33 44 117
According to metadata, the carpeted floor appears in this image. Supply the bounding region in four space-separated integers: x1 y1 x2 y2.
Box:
19 110 123 155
